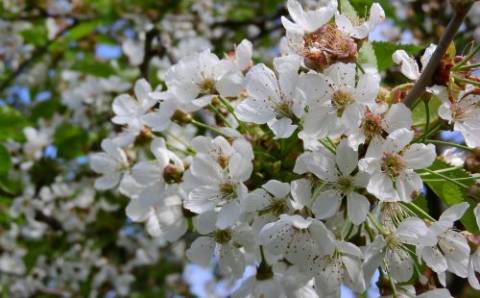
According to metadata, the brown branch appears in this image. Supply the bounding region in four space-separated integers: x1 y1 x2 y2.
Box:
403 2 474 107
139 28 176 79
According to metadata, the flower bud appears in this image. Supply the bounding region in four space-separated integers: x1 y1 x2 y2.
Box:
163 164 183 184
302 23 357 71
172 110 192 124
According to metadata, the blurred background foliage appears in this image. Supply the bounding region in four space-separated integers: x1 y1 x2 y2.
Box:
1 0 480 297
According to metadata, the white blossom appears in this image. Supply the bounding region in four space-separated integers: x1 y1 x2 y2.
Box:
359 128 436 202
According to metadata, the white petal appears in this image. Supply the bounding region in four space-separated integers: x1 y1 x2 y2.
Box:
190 155 223 183
419 246 447 273
383 103 412 133
263 179 291 198
325 63 356 91
185 186 220 213
475 203 480 230
186 236 215 266
355 72 380 105
392 50 421 80
439 202 469 225
290 179 312 209
395 170 423 202
259 221 293 256
385 128 414 152
347 192 370 225
134 78 155 110
219 245 246 278
312 189 342 219
420 44 437 71
267 117 297 139
396 217 437 246
235 39 253 70
297 72 333 107
193 210 218 235
386 248 414 282
216 201 241 229
367 172 398 201
228 153 253 182
95 174 120 190
403 143 436 169
235 97 275 124
336 139 358 176
132 161 162 186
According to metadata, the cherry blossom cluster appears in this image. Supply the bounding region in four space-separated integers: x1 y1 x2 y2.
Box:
87 0 480 297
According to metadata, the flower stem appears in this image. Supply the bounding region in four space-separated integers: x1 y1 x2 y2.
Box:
401 202 435 221
422 100 430 142
319 139 336 154
453 43 480 70
424 139 473 151
191 119 228 136
422 168 469 189
209 103 231 128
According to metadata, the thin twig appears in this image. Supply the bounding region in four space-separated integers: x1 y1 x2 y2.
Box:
403 7 472 107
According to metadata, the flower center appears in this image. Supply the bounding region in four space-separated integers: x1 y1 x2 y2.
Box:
217 154 230 169
163 164 183 184
336 176 353 193
274 97 294 119
261 198 289 216
381 152 405 178
199 78 216 95
362 112 384 139
220 182 237 200
213 229 232 244
302 23 357 70
332 90 353 117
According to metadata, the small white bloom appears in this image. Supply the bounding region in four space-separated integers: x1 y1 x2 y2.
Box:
281 0 337 35
295 139 371 224
227 39 253 72
183 136 253 228
300 62 380 141
152 49 243 112
335 3 385 39
346 103 412 148
112 78 157 130
418 203 471 280
235 55 304 138
126 138 184 223
186 211 254 279
359 128 436 202
90 139 129 190
393 44 436 81
23 127 50 160
429 84 480 147
259 215 333 269
311 236 366 297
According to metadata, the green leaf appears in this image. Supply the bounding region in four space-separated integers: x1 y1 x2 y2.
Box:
0 106 29 142
30 99 61 121
53 124 89 159
21 24 48 46
0 173 22 197
349 0 396 20
66 20 101 41
358 41 378 70
411 96 441 127
422 160 479 233
340 0 358 18
0 145 11 175
372 41 423 72
71 56 116 77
